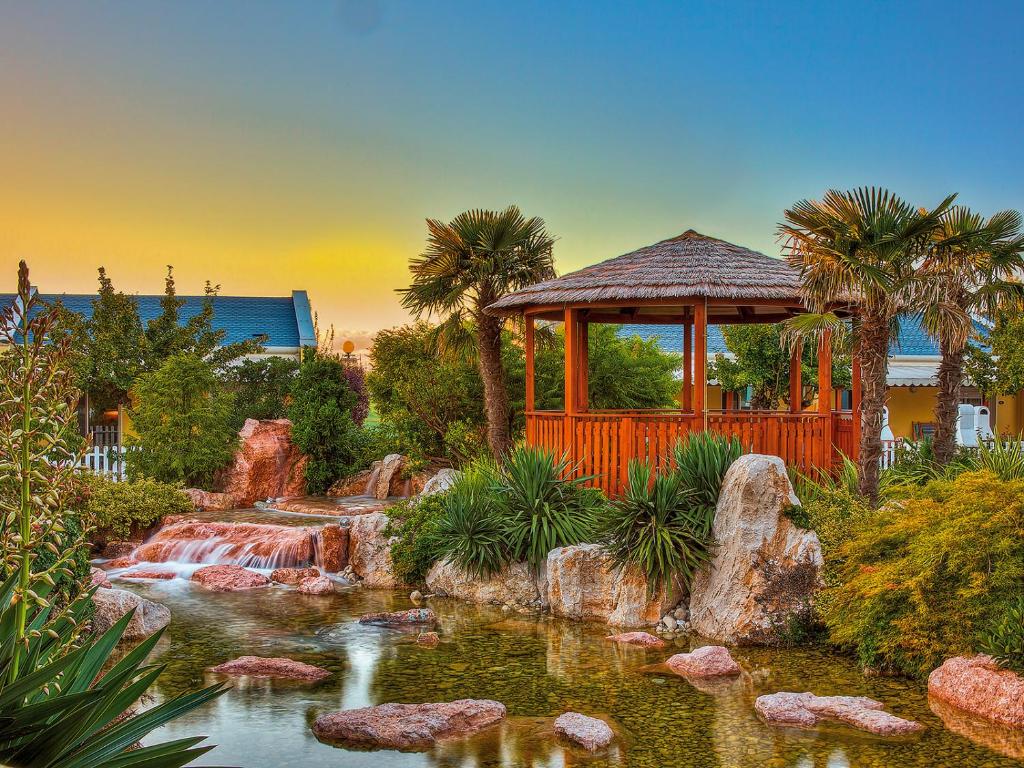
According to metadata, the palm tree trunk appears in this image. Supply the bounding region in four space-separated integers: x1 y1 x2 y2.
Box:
857 314 890 504
933 337 964 466
475 312 512 457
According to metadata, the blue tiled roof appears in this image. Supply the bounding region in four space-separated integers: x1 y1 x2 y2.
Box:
1 291 315 349
619 315 989 358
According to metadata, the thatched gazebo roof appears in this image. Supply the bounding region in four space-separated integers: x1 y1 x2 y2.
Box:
486 229 804 322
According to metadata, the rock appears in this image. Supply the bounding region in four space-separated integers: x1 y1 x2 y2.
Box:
184 488 236 511
191 565 271 592
927 655 1024 728
210 656 330 681
297 575 334 595
417 631 440 647
358 608 437 627
104 556 138 569
219 419 307 507
348 512 404 588
316 524 349 572
754 692 923 736
661 615 678 631
122 569 177 580
92 587 171 642
271 567 320 585
374 454 406 499
666 646 742 678
689 455 822 645
605 631 666 648
553 712 614 751
425 558 543 609
328 468 374 497
90 567 112 589
420 468 459 497
312 699 506 749
134 520 316 569
410 589 423 603
673 606 689 621
101 540 137 559
546 544 680 627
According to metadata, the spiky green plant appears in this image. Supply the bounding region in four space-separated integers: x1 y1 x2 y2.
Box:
979 596 1024 674
791 455 861 506
671 431 742 536
433 462 507 577
598 460 711 594
496 446 604 572
967 438 1024 482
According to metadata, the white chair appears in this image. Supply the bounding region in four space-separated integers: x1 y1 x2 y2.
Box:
956 404 978 447
974 405 995 444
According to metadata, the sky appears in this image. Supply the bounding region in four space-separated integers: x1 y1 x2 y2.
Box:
2 1 1023 350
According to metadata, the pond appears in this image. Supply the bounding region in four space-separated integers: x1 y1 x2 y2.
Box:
115 564 1022 768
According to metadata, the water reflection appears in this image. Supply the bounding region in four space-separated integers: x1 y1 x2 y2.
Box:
117 577 1023 768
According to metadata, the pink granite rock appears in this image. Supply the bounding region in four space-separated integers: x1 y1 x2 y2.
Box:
605 631 665 648
104 556 138 569
416 631 440 647
553 712 614 751
191 565 271 592
755 692 923 735
311 699 506 748
297 575 334 595
358 608 437 627
90 567 112 589
271 567 320 585
667 646 742 677
928 655 1024 728
122 569 177 580
210 656 330 681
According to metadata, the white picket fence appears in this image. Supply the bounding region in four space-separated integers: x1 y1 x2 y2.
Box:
79 445 129 482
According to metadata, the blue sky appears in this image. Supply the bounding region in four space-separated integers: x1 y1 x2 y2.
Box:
2 1 1022 339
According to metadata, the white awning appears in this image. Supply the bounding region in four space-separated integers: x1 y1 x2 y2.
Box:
887 361 939 387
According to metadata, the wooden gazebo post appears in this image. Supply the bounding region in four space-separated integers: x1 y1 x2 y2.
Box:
789 345 802 413
681 318 692 411
693 299 707 427
818 329 833 472
524 314 535 412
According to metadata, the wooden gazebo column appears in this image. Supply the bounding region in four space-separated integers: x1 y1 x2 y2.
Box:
693 300 707 426
818 329 833 472
681 318 692 411
789 345 802 413
524 315 535 414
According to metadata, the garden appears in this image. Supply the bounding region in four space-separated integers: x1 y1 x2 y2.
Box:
1 190 1023 767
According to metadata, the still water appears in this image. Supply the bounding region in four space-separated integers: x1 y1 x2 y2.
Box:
121 574 1024 768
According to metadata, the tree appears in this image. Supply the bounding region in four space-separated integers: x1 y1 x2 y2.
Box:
144 266 265 371
288 356 362 493
918 208 1024 464
127 354 238 488
709 323 851 409
780 187 954 503
965 303 1024 399
224 356 300 428
400 206 556 457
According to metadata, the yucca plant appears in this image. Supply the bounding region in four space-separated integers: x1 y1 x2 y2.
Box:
671 432 742 537
433 462 507 577
966 438 1024 482
979 596 1024 675
791 455 860 506
598 460 711 594
495 446 604 572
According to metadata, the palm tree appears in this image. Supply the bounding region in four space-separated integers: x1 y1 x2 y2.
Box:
400 206 556 457
919 207 1024 465
779 187 954 503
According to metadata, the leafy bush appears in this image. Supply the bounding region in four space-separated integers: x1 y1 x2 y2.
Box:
288 355 363 493
85 475 194 539
979 596 1024 674
496 446 604 571
819 471 1024 677
672 431 742 536
433 463 508 577
598 460 710 594
224 356 300 427
127 353 238 488
384 493 446 584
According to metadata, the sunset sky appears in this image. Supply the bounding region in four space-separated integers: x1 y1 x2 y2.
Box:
3 1 1023 349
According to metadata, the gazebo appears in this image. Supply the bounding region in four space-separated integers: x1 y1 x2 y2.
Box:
486 230 859 497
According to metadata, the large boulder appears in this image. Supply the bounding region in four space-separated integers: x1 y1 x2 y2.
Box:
297 575 334 595
348 512 404 588
92 587 171 642
312 699 506 749
666 646 742 678
928 655 1024 728
426 558 544 609
316 524 349 572
375 454 406 499
755 691 923 736
689 454 822 645
328 468 374 497
420 468 459 497
191 565 271 592
546 544 680 627
210 656 330 681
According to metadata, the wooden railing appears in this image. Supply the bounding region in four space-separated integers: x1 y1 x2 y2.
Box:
526 409 856 497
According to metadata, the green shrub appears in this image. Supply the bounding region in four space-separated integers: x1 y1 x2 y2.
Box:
791 455 860 506
384 493 446 584
433 463 507 577
819 471 1024 677
979 596 1024 674
966 438 1024 481
496 446 604 572
598 460 710 594
224 356 300 427
672 431 742 536
288 355 363 493
127 353 238 488
85 475 194 539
